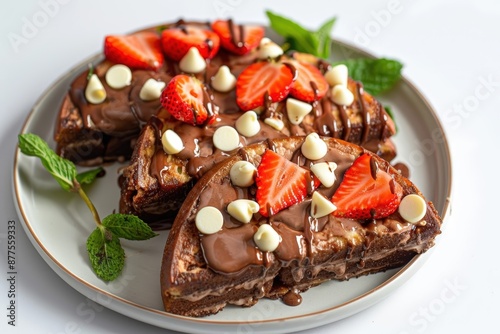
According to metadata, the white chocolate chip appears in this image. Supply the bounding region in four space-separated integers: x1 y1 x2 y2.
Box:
179 47 206 73
301 133 328 160
235 111 261 137
310 191 337 218
257 38 284 59
260 37 272 45
264 117 284 131
85 74 107 104
230 161 256 187
211 65 236 93
253 224 281 252
161 129 184 155
139 78 166 101
331 85 354 106
286 98 312 125
325 64 348 87
227 199 260 223
399 194 427 224
213 126 240 151
195 206 224 234
105 64 132 89
310 162 337 188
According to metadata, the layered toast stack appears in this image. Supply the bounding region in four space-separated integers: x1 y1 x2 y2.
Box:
53 18 442 318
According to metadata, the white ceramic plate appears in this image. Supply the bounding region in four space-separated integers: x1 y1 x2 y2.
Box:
12 37 452 333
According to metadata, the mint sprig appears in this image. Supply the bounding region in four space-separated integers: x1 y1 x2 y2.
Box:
266 10 336 59
335 58 403 96
18 133 158 281
266 11 403 96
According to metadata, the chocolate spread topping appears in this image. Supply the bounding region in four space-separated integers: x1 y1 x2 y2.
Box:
197 143 414 279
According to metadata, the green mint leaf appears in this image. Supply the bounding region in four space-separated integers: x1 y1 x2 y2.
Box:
266 10 336 58
314 17 336 58
18 133 77 191
86 227 125 281
335 58 403 96
266 10 319 55
102 213 158 240
86 63 94 80
76 167 104 186
156 24 169 34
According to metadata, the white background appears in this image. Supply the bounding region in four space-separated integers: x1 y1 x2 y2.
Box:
1 0 499 333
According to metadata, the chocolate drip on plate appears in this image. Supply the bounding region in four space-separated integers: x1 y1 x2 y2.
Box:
282 289 302 306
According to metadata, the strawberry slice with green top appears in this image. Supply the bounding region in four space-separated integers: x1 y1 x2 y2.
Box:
288 60 329 102
332 153 403 219
161 26 220 61
256 150 319 217
104 32 164 70
236 61 295 111
211 20 265 55
160 74 209 126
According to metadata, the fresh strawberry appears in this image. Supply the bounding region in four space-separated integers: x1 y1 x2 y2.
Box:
160 74 208 125
211 20 264 55
236 61 295 111
332 153 403 219
104 32 164 70
288 60 329 102
256 150 319 217
161 26 220 61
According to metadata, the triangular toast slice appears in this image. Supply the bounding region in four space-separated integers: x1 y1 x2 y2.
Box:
160 136 441 317
54 59 173 166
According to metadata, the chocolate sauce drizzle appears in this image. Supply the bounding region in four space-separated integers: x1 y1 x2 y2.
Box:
201 84 217 121
356 83 370 144
283 62 298 80
369 156 379 180
309 81 320 101
338 105 351 140
237 148 250 161
266 138 277 152
227 19 245 48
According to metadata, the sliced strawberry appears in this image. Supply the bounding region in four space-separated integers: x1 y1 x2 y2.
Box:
211 20 264 55
287 60 329 102
161 26 220 61
332 153 403 220
160 75 208 125
104 32 163 70
236 61 295 111
256 150 319 217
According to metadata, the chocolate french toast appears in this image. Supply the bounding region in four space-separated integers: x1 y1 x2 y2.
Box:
54 31 171 166
160 136 441 317
117 20 397 225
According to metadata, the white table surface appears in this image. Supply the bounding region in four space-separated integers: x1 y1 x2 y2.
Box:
1 0 499 333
